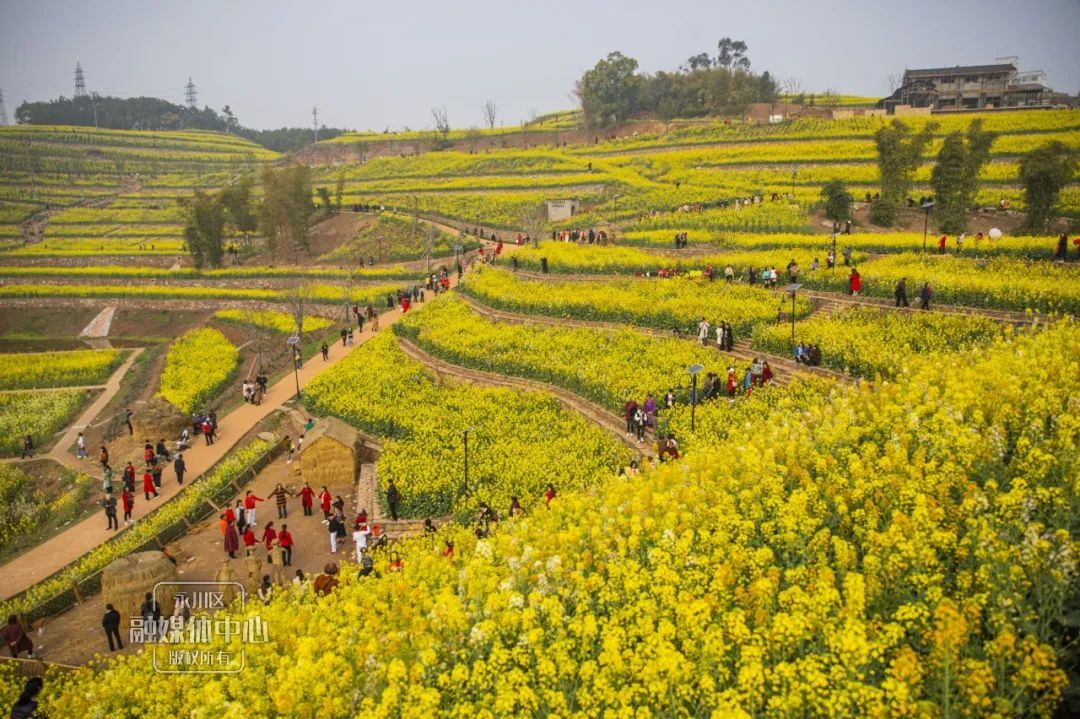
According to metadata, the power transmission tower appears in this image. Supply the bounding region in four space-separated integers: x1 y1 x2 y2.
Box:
0 89 8 126
74 62 87 98
185 77 197 109
312 107 319 142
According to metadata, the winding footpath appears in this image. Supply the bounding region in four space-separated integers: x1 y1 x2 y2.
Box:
0 283 450 602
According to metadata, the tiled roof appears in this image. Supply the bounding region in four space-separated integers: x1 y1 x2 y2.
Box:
905 64 1016 77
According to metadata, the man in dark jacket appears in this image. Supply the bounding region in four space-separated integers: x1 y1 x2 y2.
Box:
174 453 186 485
103 603 123 651
386 481 400 521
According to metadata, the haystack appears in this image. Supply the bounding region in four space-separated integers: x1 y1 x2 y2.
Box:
132 397 188 441
214 560 242 608
299 416 361 487
101 551 180 628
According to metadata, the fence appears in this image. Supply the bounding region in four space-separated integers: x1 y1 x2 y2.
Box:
11 438 285 627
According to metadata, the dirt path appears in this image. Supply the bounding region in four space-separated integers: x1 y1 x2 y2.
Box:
1 349 145 473
0 260 487 601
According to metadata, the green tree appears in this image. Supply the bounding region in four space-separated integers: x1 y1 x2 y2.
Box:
1018 141 1077 234
575 52 641 129
218 174 257 236
930 120 996 233
715 38 750 71
871 120 936 226
820 180 853 222
181 190 225 269
316 187 332 214
259 165 313 260
334 170 346 211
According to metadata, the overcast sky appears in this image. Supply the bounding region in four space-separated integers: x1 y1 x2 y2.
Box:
2 0 1078 131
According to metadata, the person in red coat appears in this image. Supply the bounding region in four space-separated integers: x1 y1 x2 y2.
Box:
762 362 774 385
319 486 332 521
401 296 411 313
121 489 135 524
938 234 947 254
298 483 316 516
243 490 264 527
3 616 34 658
278 524 293 566
142 467 157 500
261 522 277 552
849 268 861 296
224 505 236 525
242 527 257 555
223 520 239 559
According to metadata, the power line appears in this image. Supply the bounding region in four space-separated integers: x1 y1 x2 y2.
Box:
74 61 87 98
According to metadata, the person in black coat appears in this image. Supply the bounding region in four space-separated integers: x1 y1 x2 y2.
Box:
386 481 400 521
174 453 186 485
103 603 123 651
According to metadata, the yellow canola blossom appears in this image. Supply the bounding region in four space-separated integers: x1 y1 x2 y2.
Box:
12 323 1078 718
157 328 238 413
0 348 124 390
752 306 1003 377
304 332 631 518
461 266 803 335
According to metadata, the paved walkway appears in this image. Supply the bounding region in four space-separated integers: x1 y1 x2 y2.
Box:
0 290 439 601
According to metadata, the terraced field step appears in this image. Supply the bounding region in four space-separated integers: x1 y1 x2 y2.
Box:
805 291 1040 324
456 293 850 387
512 269 1039 325
395 335 656 459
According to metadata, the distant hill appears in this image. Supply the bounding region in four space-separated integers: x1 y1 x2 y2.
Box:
14 95 347 153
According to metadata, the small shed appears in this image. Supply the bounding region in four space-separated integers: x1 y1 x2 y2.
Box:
300 416 361 486
546 198 580 222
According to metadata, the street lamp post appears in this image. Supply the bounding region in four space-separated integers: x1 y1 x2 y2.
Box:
688 364 704 431
462 426 476 497
921 200 935 253
784 283 802 346
287 334 301 400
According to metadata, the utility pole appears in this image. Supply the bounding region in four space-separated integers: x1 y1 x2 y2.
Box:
74 62 87 98
312 107 319 143
185 77 198 109
0 88 8 126
90 92 99 128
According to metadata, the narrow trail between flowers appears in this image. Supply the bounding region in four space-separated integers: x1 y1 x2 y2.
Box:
0 275 467 602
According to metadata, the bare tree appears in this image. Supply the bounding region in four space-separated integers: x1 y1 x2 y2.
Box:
521 204 548 249
888 73 902 93
431 106 450 138
422 222 439 275
820 88 840 110
465 127 482 154
528 108 539 124
283 282 317 339
482 100 497 130
782 77 804 101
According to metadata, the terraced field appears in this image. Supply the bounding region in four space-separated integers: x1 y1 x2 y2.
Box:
0 125 278 257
